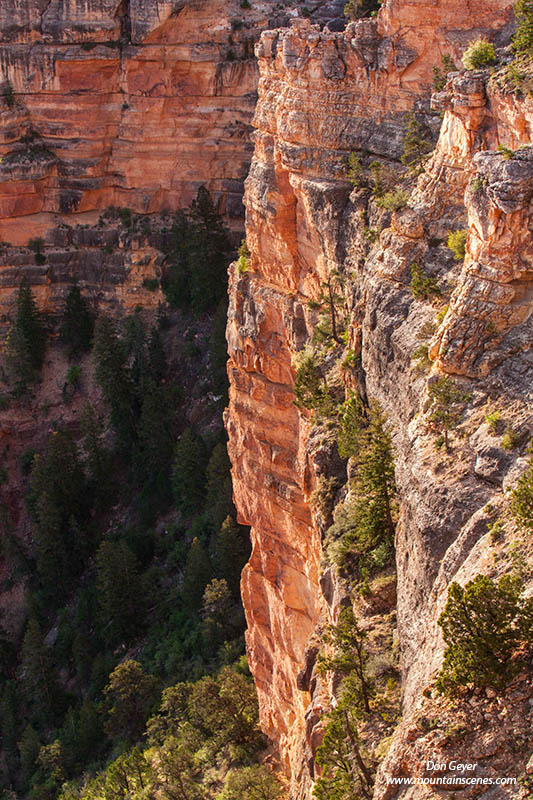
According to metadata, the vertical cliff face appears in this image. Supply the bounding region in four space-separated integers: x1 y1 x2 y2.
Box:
226 1 533 796
0 0 292 246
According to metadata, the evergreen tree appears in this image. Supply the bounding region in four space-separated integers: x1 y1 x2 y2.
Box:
29 431 89 601
427 377 471 450
161 210 192 309
18 724 41 792
219 766 282 800
59 281 94 358
401 113 432 170
137 379 175 512
327 405 396 579
104 660 159 744
96 540 144 643
0 680 19 763
93 316 137 456
317 607 373 713
5 278 46 393
172 429 207 515
513 0 533 55
205 442 234 531
21 618 57 721
187 186 231 314
214 516 250 598
435 574 533 695
511 442 533 531
209 297 230 399
182 538 213 611
80 403 112 506
147 325 167 384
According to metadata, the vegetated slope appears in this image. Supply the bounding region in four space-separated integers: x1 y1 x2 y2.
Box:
225 2 533 798
0 193 284 800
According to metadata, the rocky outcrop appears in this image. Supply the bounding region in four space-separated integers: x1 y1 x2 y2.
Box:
226 1 533 797
0 0 299 246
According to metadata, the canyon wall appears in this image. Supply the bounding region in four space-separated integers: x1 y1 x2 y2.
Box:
0 0 290 250
226 1 533 797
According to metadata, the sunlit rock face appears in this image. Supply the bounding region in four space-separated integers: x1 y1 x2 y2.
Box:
0 0 294 246
226 0 533 796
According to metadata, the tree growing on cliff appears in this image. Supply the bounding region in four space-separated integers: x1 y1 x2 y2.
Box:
172 428 207 515
307 269 347 345
401 113 432 171
427 376 471 451
5 278 47 394
93 315 137 455
327 404 396 579
59 280 95 358
435 574 533 696
511 442 533 531
314 608 375 800
513 0 533 55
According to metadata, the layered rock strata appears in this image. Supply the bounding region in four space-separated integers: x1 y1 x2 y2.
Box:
0 0 297 246
226 2 533 797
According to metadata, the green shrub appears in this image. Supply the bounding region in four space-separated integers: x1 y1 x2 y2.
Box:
485 409 501 433
240 0 251 7
447 229 467 260
411 343 431 373
376 188 409 211
502 425 520 450
513 0 533 55
511 443 533 531
237 239 251 274
66 365 82 386
409 263 441 300
462 38 496 70
401 113 432 170
293 350 331 413
498 144 515 160
435 574 533 695
142 277 159 291
432 54 456 90
347 152 362 187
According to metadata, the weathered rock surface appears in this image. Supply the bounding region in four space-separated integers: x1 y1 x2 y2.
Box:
225 1 533 797
0 0 301 245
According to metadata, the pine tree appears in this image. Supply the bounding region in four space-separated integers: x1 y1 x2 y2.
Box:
104 660 159 744
5 278 46 392
511 442 533 531
327 405 396 578
182 537 213 610
59 281 94 358
209 297 230 399
18 724 41 792
427 377 471 450
435 574 533 695
93 316 137 455
21 618 56 720
187 186 231 314
29 430 89 600
214 516 250 598
96 540 144 642
513 0 533 55
205 442 234 531
401 113 432 170
172 429 207 515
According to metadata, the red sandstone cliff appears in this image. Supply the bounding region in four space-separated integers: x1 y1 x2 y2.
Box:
225 2 533 797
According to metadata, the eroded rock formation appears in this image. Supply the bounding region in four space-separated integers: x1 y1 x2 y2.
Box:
225 2 533 797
